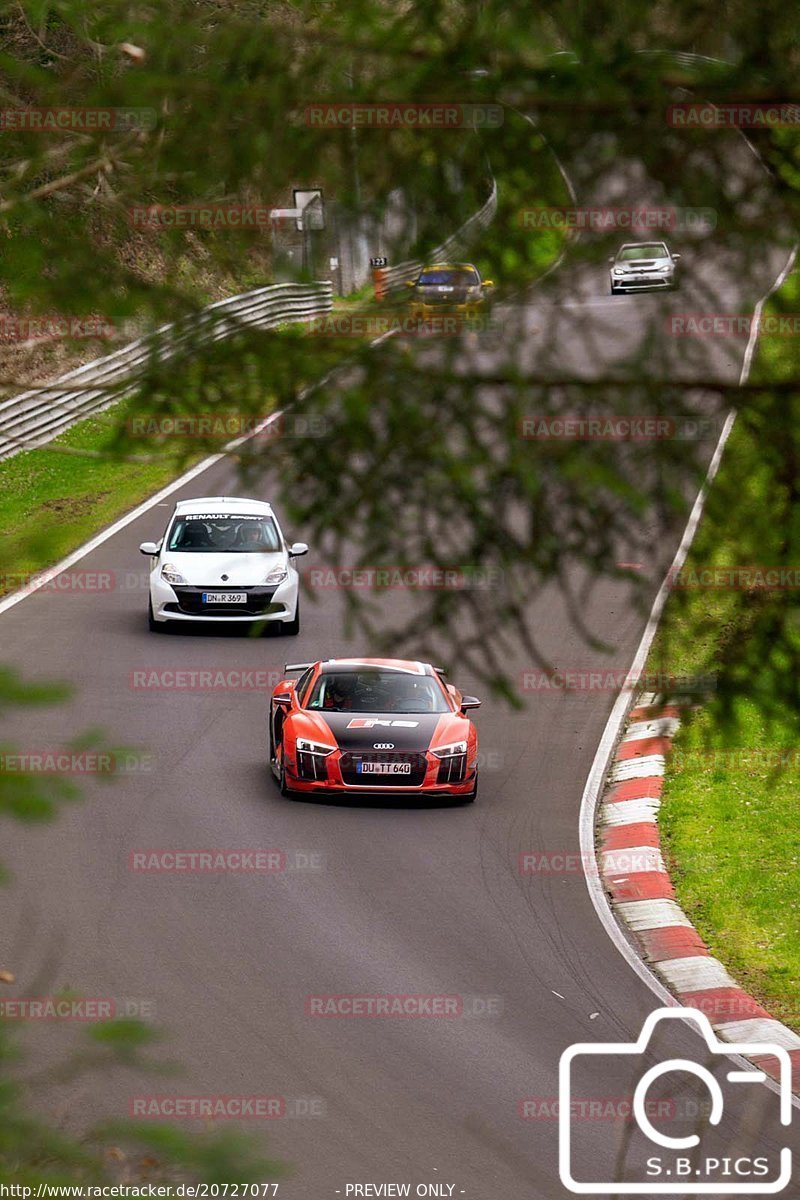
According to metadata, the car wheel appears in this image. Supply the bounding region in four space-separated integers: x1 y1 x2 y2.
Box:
282 598 300 636
278 760 296 799
147 599 164 632
610 286 621 296
463 772 479 803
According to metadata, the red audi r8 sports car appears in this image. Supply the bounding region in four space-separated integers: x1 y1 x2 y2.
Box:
269 658 481 800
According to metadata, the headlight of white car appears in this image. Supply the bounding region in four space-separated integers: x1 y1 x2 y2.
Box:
264 565 289 585
613 268 626 276
296 738 336 756
432 740 468 759
161 563 186 585
658 263 673 273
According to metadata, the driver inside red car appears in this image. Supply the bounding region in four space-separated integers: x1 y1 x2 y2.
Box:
322 678 354 710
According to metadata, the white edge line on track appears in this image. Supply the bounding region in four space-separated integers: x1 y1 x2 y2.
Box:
577 241 798 1098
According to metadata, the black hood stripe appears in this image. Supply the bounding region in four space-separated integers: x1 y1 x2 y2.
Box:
310 711 448 752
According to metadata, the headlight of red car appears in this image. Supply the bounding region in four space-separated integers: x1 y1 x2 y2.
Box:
296 738 336 781
432 740 468 759
432 740 469 783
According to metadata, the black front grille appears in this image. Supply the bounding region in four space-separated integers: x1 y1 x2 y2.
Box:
416 292 470 306
168 586 279 616
620 279 669 289
339 752 428 787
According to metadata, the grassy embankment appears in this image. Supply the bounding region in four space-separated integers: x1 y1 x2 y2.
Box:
647 263 800 1028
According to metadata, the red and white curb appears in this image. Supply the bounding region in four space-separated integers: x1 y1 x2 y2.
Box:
599 691 800 1094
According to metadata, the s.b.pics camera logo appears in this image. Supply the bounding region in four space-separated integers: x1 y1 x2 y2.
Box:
559 1008 793 1194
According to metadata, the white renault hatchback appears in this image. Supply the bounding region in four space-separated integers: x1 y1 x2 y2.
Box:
139 496 308 634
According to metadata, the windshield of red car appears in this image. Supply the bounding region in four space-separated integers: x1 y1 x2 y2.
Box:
306 670 450 713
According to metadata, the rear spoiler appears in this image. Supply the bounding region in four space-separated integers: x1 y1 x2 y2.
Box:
284 662 314 672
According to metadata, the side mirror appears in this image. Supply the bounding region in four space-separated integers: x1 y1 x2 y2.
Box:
460 696 481 712
289 542 309 557
607 257 615 265
139 542 159 557
405 279 416 289
483 279 495 288
273 691 293 707
672 252 682 260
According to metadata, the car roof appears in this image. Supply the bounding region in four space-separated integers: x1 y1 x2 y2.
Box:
419 262 479 272
174 496 274 515
319 658 437 676
616 242 669 252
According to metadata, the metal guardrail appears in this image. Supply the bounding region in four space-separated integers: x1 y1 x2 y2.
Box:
374 179 499 298
0 281 333 461
0 171 499 459
635 49 733 69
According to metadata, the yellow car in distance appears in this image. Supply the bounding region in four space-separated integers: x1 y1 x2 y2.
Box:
406 262 494 317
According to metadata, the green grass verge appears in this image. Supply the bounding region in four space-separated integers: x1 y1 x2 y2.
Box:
0 404 205 595
0 308 369 594
661 703 800 1027
646 262 800 1029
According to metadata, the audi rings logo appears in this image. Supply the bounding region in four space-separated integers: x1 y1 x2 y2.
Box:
373 742 394 750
